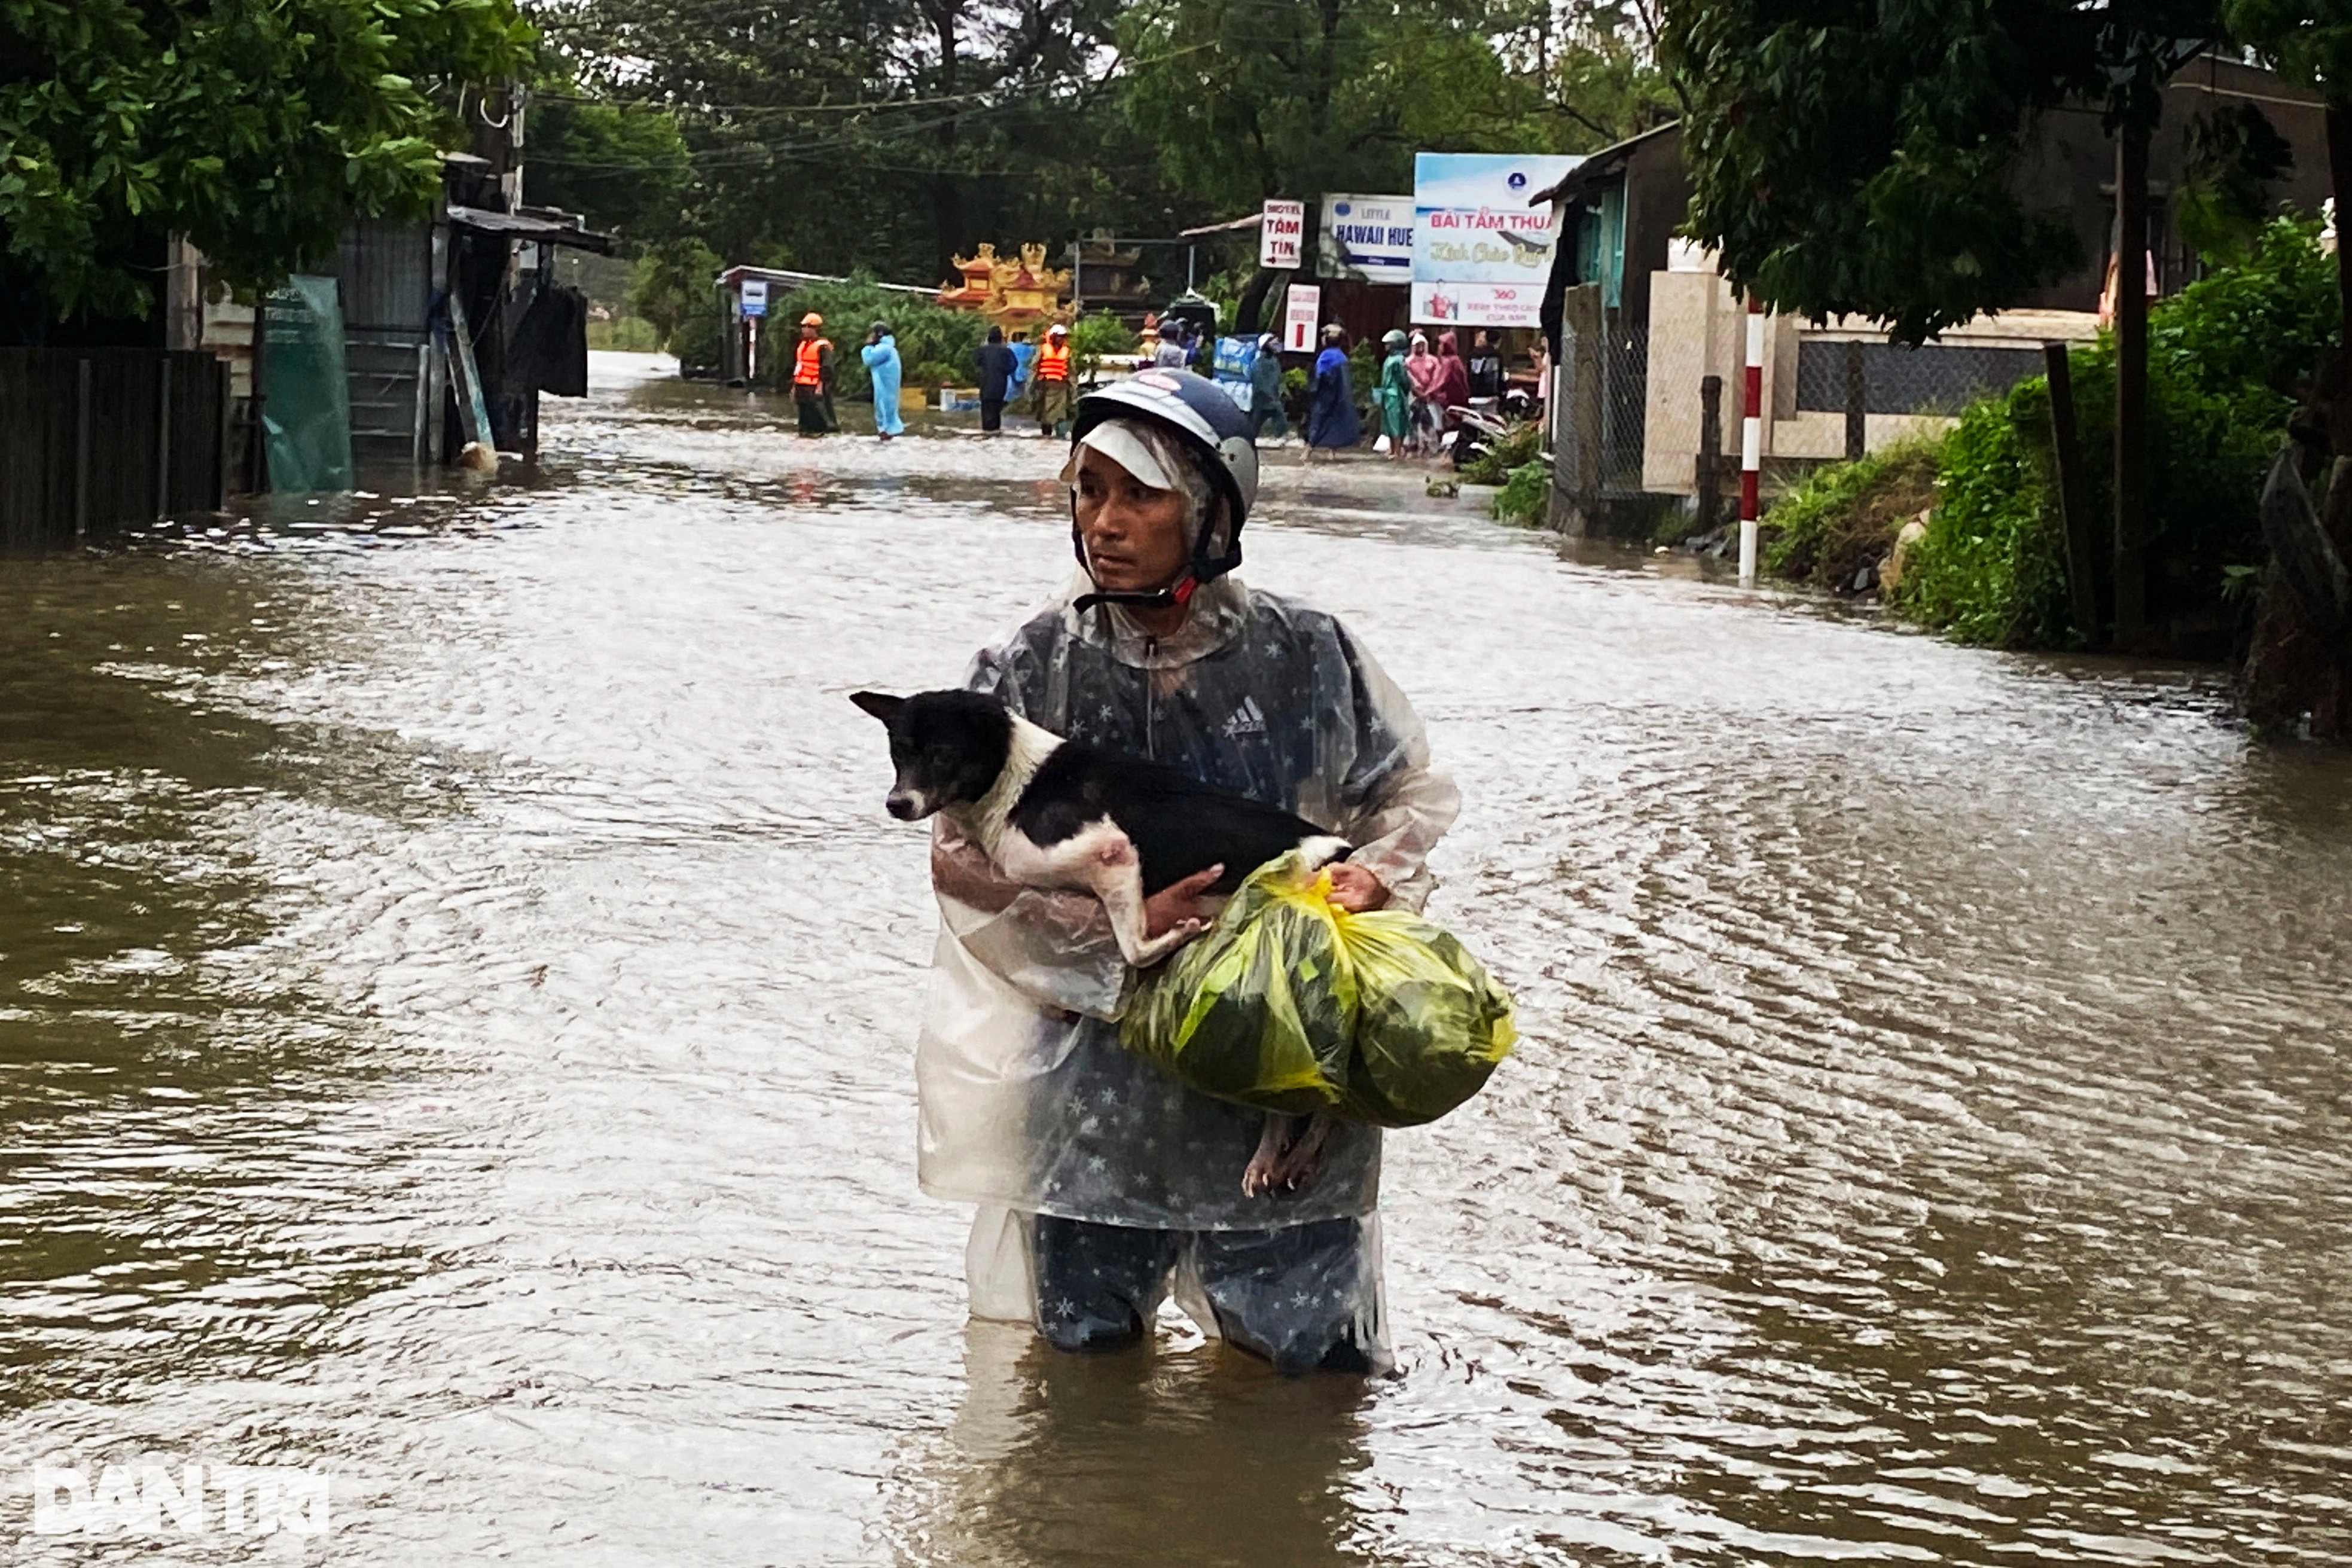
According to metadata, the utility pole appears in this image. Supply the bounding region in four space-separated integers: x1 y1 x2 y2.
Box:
1740 295 1762 584
474 81 523 211
2113 120 2151 648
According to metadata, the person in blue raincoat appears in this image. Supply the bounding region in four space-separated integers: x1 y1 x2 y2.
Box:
862 322 905 440
1009 332 1037 405
1305 324 1361 459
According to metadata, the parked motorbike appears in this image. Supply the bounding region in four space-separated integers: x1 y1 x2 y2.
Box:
1444 404 1516 471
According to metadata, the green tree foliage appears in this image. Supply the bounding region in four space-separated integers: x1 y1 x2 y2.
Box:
2223 0 2352 330
1663 1 2223 343
530 0 1668 291
1495 1 1680 152
1665 0 2079 342
536 0 1173 284
526 94 692 242
1116 0 1570 214
1893 219 2339 645
0 0 532 318
2176 102 2298 261
628 235 722 352
2223 0 2352 99
2148 212 2341 398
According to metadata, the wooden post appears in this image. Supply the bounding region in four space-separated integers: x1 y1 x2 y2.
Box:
2043 341 2101 644
2113 121 2151 646
164 237 204 352
1547 283 1605 536
1572 286 1603 532
475 81 519 211
1698 374 1723 530
248 301 270 492
215 359 234 510
412 341 431 465
1843 339 1866 462
74 357 91 540
1740 295 1762 582
155 355 173 519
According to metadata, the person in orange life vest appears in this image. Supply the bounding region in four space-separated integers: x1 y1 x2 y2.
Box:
1030 321 1074 438
792 312 838 436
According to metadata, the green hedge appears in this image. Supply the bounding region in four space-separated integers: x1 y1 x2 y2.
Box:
764 276 990 396
1775 217 2336 649
1068 309 1139 377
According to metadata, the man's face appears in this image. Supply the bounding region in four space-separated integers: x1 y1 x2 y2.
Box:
1073 445 1191 593
800 325 816 340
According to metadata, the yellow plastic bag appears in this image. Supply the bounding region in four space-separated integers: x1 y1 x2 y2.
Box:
1121 851 1516 1127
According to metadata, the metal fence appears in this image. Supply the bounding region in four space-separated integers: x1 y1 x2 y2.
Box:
1795 339 2043 417
1599 317 1649 495
0 349 229 550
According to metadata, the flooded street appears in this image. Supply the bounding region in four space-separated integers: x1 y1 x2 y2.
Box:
6 353 2352 1566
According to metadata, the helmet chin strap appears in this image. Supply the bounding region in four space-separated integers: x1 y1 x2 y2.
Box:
1072 571 1198 615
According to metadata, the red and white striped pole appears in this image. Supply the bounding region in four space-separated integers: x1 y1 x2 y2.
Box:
1740 295 1763 584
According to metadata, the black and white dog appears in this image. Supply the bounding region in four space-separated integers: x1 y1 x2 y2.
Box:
852 688 1347 1194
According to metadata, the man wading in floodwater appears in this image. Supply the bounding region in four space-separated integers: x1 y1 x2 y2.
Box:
792 312 837 436
916 371 1459 1374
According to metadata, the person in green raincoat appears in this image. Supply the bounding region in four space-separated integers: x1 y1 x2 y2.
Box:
1375 330 1411 460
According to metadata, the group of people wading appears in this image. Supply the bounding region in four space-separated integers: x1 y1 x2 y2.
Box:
787 308 1529 456
789 313 1073 441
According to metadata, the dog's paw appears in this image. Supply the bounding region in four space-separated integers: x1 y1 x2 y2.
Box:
1131 919 1206 969
1267 1120 1331 1194
1241 1146 1283 1197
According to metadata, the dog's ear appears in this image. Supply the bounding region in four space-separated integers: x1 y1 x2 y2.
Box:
849 691 904 724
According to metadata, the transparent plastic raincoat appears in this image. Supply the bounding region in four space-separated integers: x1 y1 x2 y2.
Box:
917 569 1459 1363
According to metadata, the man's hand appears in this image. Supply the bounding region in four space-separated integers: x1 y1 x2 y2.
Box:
1323 862 1390 913
1144 865 1224 939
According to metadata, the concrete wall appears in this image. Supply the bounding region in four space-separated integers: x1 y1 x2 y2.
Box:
1642 255 2100 496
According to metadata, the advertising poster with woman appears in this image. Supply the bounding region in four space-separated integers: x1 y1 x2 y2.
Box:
1409 152 1580 328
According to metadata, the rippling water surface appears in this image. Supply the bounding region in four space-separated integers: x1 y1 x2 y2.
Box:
5 355 2350 1565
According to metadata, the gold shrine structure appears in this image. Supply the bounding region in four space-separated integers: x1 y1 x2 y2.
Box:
936 243 1072 334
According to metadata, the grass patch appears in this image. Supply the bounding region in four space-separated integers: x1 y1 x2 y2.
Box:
1651 501 1703 548
1760 437 1939 590
1492 459 1548 525
587 315 663 352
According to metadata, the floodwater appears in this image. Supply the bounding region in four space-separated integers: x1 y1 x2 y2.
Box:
5 352 2351 1566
